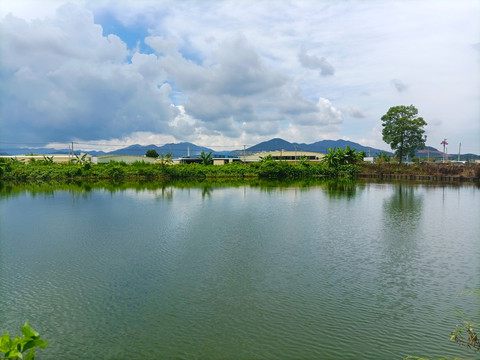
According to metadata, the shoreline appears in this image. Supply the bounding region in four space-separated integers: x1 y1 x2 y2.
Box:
356 173 479 183
1 161 479 183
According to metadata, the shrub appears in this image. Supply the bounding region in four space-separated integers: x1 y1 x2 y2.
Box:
0 322 48 359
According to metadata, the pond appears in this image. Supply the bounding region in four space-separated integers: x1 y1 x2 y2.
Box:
0 179 479 359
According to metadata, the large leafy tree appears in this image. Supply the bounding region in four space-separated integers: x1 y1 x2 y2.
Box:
381 105 427 163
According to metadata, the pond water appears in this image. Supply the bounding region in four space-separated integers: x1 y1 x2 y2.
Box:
0 180 479 359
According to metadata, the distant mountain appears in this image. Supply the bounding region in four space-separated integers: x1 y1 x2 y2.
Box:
2 138 478 160
416 146 480 161
0 147 72 156
243 138 391 157
108 143 216 158
0 143 213 158
246 138 297 152
0 147 107 156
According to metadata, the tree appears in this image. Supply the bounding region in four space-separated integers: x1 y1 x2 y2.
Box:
145 149 159 158
200 151 213 165
158 152 173 166
322 147 363 168
381 105 427 163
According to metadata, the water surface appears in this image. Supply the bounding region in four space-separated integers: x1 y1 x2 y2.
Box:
0 180 479 359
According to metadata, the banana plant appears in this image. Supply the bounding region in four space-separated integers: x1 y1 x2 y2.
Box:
41 156 54 165
158 152 173 166
259 154 274 163
72 153 90 165
322 147 363 167
200 151 213 165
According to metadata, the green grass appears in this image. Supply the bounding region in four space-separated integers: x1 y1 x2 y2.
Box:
0 159 359 182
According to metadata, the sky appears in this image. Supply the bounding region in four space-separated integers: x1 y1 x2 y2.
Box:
1 0 479 153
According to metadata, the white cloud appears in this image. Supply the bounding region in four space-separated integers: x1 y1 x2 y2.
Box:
0 3 175 144
1 0 479 153
391 79 408 93
298 46 335 76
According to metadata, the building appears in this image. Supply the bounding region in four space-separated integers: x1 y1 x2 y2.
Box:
176 155 241 165
0 154 94 164
242 150 325 163
97 155 156 164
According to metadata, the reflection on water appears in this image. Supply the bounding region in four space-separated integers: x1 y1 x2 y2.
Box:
0 180 478 359
0 178 370 202
384 183 423 225
376 184 424 336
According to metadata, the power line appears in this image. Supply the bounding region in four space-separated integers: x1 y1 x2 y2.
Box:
0 141 255 148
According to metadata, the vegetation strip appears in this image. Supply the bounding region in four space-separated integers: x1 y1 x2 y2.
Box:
1 154 479 183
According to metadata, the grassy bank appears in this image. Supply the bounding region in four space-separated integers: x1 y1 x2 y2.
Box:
1 158 478 183
0 159 357 182
358 162 480 182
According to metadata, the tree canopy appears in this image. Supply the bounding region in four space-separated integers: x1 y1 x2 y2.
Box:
145 149 159 158
381 105 427 163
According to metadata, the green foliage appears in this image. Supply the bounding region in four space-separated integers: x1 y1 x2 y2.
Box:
298 156 310 166
321 147 363 170
259 154 274 163
71 154 90 165
158 152 173 166
200 151 213 166
145 149 159 158
41 156 54 165
375 152 392 164
0 158 12 176
0 322 48 360
451 321 479 351
381 105 427 163
0 153 376 181
450 289 480 352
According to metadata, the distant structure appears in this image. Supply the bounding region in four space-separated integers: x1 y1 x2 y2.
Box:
243 150 324 163
440 139 448 162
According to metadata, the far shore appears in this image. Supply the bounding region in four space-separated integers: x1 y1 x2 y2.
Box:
0 160 479 183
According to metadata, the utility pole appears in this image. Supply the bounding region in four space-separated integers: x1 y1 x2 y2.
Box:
458 143 461 161
424 135 428 161
243 145 246 163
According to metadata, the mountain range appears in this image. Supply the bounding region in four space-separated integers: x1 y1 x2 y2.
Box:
1 138 478 160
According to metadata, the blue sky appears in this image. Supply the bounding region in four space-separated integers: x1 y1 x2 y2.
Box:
1 0 479 153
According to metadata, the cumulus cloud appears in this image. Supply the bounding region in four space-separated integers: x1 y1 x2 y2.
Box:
0 5 344 148
298 46 335 76
391 79 408 93
4 1 477 152
149 33 342 139
345 107 366 119
0 4 175 144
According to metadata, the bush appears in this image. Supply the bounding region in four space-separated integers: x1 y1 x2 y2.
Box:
0 322 48 359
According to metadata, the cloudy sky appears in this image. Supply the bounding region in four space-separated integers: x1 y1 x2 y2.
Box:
1 0 479 153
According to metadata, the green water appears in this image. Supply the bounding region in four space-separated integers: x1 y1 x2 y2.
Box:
0 180 479 359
